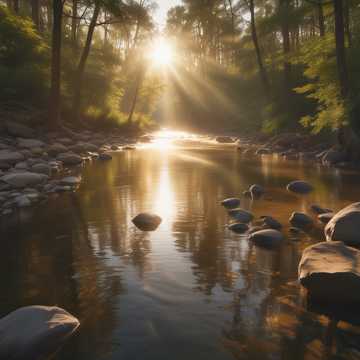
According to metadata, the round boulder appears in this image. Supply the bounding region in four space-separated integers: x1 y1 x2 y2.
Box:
260 215 282 230
228 223 249 234
299 241 360 302
249 184 264 200
57 153 83 166
318 212 334 224
132 213 162 231
249 229 283 248
228 208 254 223
1 172 48 188
325 202 360 246
221 198 240 209
289 212 313 228
287 180 313 194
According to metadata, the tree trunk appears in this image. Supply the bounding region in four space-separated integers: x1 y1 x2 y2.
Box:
47 2 53 31
72 2 100 122
48 0 64 128
280 0 291 92
318 1 325 36
31 0 40 31
13 0 19 13
71 0 78 47
344 0 352 47
248 0 270 92
334 0 348 98
127 72 142 124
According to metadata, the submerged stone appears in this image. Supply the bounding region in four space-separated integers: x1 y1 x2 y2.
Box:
132 213 162 231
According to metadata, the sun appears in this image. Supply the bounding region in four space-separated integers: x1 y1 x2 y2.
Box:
148 37 174 67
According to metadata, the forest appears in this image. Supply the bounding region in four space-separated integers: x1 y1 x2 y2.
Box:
0 0 359 139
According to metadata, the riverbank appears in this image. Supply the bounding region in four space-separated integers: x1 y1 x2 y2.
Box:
0 121 144 218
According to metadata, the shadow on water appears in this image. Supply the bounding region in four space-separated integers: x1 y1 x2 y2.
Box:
1 142 360 359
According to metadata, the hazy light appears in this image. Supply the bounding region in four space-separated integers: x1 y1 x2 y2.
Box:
149 37 174 67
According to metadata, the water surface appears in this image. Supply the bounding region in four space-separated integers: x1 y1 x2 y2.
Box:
1 138 360 360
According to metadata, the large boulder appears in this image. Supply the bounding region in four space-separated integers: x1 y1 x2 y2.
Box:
0 305 79 360
221 198 240 209
325 202 360 246
0 150 24 164
298 241 360 302
287 180 313 194
132 213 162 231
289 212 313 228
57 152 83 166
228 208 254 223
5 122 34 138
249 229 283 247
1 172 48 188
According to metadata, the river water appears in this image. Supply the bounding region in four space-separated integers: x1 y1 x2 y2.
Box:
1 136 360 360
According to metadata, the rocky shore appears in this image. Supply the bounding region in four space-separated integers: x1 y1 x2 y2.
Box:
0 121 141 217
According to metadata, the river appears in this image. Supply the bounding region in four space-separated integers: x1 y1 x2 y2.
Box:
1 134 360 360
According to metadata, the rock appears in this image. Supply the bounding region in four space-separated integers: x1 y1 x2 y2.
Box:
15 162 29 170
0 305 79 360
325 202 360 246
30 147 44 156
17 138 45 149
289 227 302 234
215 136 235 144
123 145 136 150
228 223 249 233
310 204 332 215
260 215 282 230
1 172 48 188
318 212 334 224
47 143 68 157
0 162 11 171
57 153 83 166
322 149 346 165
221 198 240 209
99 153 112 160
248 225 265 234
31 163 51 175
249 184 264 199
110 145 119 150
0 150 24 164
242 190 251 198
298 241 360 302
289 212 313 228
228 208 254 223
60 176 81 186
249 229 283 247
14 195 31 207
132 213 162 231
255 148 271 155
287 180 313 194
5 121 34 138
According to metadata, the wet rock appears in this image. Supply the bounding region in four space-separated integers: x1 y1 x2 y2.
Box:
1 172 48 188
289 212 313 228
99 153 112 161
255 148 271 155
31 163 51 175
322 149 346 165
260 215 282 230
221 198 240 209
110 145 119 150
228 208 254 223
325 202 360 246
0 162 11 171
15 162 29 170
0 305 79 360
287 180 313 194
215 136 235 144
47 143 68 157
57 153 83 166
249 184 264 199
123 145 136 150
17 138 45 149
60 176 81 186
310 204 332 215
289 227 302 234
132 213 162 231
318 212 334 224
248 225 265 234
5 121 34 138
228 223 249 234
0 150 24 164
299 241 360 302
242 190 251 198
249 229 283 247
14 195 31 207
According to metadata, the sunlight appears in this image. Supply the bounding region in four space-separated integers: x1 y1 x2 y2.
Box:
148 37 174 67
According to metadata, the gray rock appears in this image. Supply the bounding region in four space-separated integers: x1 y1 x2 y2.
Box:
221 198 240 209
287 180 313 194
299 241 360 302
5 122 34 138
31 163 51 175
310 204 332 215
249 184 264 199
228 208 254 223
322 149 346 165
57 153 83 166
249 229 283 247
132 213 162 231
17 138 45 149
47 143 68 157
325 202 360 246
15 195 31 207
260 215 282 230
318 212 334 224
0 150 24 164
60 176 81 186
289 212 313 228
0 305 79 360
1 172 48 188
228 223 249 233
15 162 29 170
